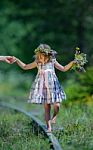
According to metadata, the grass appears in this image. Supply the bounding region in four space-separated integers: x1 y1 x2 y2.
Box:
1 102 93 150
0 107 50 150
0 71 93 150
52 102 93 150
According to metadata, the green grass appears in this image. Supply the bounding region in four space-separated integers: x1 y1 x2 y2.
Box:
0 107 50 150
52 102 93 150
0 71 93 150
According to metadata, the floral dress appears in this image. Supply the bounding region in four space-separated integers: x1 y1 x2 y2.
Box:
28 59 66 104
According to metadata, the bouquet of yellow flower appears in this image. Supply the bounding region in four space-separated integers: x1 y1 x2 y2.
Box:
72 47 88 72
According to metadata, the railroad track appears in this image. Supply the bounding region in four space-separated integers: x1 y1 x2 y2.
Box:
0 102 62 150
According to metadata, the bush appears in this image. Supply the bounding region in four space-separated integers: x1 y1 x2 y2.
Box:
64 66 93 102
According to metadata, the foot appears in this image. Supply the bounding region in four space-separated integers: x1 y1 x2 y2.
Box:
51 118 56 124
51 119 56 124
46 124 52 133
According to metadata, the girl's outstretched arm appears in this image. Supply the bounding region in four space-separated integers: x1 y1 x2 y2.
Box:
54 60 75 72
12 57 37 70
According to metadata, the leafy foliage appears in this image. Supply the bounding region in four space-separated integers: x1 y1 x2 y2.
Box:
0 0 93 72
65 66 93 102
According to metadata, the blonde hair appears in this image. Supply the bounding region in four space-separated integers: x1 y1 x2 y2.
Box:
34 44 57 63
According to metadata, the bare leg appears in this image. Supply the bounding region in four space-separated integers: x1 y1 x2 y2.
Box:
51 102 60 124
44 103 51 132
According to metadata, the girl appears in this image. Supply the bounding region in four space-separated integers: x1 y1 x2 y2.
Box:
11 44 75 132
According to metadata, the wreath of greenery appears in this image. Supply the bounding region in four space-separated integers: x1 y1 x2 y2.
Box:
34 47 51 55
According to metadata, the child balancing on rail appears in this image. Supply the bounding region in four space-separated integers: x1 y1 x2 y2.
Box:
6 44 76 132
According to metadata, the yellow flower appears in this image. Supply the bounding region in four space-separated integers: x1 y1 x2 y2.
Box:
76 47 80 51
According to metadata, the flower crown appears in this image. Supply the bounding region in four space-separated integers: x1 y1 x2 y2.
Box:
34 44 57 56
34 47 52 55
